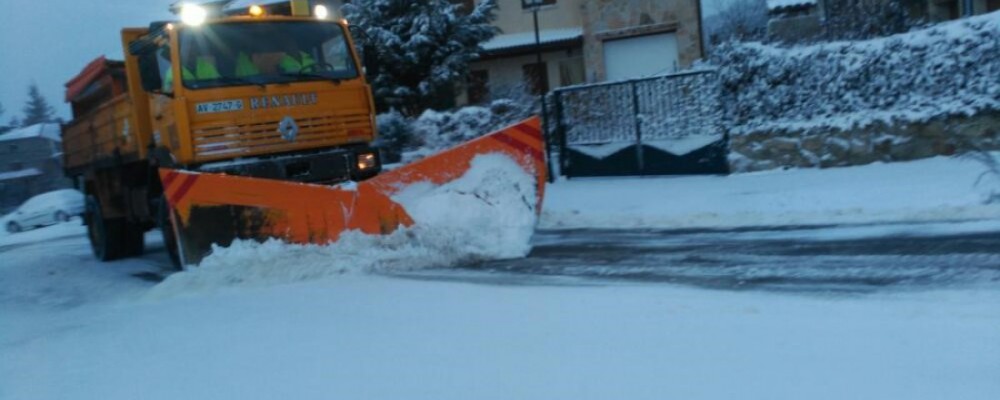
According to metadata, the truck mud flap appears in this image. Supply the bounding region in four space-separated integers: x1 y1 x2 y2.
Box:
161 116 546 266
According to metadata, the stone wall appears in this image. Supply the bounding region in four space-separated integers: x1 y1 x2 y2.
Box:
729 111 1000 172
580 0 703 82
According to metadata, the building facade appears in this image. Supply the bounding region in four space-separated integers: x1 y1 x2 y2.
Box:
916 0 999 21
580 0 704 82
0 124 72 213
460 0 587 105
459 0 705 105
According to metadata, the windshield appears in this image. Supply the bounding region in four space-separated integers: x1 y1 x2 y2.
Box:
178 21 358 89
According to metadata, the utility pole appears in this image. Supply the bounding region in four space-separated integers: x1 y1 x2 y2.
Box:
523 0 556 182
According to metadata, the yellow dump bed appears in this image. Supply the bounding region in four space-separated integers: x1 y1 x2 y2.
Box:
62 56 145 174
63 94 143 173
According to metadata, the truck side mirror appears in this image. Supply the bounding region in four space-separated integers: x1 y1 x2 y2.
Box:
137 52 166 94
348 25 375 76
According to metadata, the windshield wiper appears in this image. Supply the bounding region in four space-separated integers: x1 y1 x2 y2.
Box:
281 72 343 85
215 76 267 89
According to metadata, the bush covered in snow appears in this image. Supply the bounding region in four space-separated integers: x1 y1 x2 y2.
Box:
712 13 1000 136
344 0 498 116
376 98 535 163
374 111 419 163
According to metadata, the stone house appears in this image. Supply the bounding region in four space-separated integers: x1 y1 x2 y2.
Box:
0 124 72 213
767 0 1000 42
458 0 705 104
459 0 587 105
580 0 705 82
766 0 823 41
905 0 999 21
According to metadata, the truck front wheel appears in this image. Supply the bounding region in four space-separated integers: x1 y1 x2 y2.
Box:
85 195 126 261
122 221 145 258
157 195 182 270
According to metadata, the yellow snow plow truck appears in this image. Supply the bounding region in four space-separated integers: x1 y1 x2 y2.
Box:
62 1 547 268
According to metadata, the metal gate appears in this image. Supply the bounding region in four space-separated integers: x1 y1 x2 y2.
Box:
551 70 728 177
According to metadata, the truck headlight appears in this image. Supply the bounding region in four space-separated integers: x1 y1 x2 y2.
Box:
180 4 208 26
357 153 377 171
314 5 329 20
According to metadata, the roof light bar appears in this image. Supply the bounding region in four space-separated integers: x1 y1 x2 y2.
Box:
180 3 208 26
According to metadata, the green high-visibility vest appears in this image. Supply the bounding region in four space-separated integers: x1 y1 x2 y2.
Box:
163 57 219 90
195 57 221 80
279 51 316 73
162 67 195 91
235 52 260 77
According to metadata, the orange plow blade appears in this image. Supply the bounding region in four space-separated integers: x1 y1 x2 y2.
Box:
160 117 547 266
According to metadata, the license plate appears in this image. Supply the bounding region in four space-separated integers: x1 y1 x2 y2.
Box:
195 100 245 114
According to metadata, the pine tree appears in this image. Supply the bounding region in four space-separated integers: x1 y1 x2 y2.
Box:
21 84 56 127
344 0 498 116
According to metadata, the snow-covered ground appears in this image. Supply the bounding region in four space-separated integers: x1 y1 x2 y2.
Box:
4 270 998 400
2 155 999 399
543 155 1000 229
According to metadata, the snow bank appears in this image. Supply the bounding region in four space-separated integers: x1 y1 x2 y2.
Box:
542 155 1000 230
148 154 537 297
712 12 1000 135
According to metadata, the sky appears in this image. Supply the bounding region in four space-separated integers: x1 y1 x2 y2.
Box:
0 0 178 121
0 0 735 122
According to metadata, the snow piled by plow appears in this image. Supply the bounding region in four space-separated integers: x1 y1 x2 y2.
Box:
149 154 537 297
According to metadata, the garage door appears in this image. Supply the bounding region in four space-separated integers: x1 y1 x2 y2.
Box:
603 33 679 82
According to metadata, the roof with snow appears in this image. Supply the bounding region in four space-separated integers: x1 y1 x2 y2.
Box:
0 124 62 143
0 168 42 182
481 28 583 54
767 0 816 11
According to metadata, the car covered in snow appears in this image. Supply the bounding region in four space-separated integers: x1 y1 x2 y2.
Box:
5 189 85 233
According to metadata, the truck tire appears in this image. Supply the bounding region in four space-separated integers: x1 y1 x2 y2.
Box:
85 195 126 261
122 222 146 258
157 195 183 270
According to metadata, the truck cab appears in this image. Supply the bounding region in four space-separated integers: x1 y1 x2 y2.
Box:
129 5 380 182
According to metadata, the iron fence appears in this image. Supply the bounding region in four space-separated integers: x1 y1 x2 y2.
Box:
550 69 727 177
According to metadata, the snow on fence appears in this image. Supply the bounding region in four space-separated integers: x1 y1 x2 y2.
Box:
551 70 728 177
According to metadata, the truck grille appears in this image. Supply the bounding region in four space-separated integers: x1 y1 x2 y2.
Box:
191 112 372 161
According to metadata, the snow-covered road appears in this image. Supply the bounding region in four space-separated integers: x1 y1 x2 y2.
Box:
2 219 999 399
407 221 1000 292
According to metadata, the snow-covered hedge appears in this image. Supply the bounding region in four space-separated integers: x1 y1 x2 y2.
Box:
376 98 534 163
713 12 1000 135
